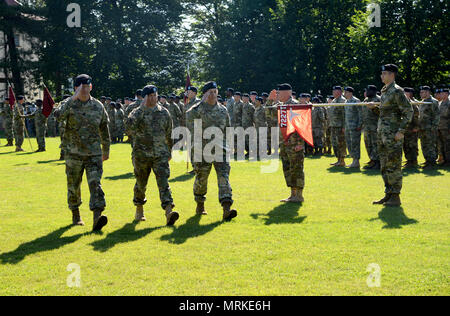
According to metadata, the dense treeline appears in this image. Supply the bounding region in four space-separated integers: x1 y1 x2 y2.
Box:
1 0 448 99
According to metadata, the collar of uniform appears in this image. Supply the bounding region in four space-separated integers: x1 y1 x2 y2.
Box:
382 81 395 93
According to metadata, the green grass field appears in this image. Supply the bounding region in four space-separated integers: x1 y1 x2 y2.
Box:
0 138 448 296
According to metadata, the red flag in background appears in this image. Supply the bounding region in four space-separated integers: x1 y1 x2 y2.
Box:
8 85 16 110
42 86 55 118
278 105 314 147
184 64 191 105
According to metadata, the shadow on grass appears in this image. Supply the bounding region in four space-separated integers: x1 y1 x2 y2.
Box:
0 151 15 155
0 225 83 265
169 173 195 183
369 207 418 229
37 159 62 164
105 172 135 181
160 215 223 245
16 152 35 156
251 203 307 225
90 222 164 252
326 166 362 175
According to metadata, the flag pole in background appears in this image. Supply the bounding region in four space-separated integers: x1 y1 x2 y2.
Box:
185 62 191 173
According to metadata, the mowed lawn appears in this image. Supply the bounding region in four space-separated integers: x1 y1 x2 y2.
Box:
0 138 448 296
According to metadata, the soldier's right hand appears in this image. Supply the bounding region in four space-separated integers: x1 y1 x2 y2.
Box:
72 86 82 101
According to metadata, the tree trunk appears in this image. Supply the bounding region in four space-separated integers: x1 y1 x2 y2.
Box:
5 26 24 95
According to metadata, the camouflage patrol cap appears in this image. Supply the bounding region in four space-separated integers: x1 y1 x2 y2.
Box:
381 64 398 73
74 74 92 87
142 85 158 97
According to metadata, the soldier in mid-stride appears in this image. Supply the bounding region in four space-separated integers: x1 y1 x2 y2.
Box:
54 74 111 231
368 64 413 207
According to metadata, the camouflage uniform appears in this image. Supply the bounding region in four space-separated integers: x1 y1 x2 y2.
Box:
125 104 174 209
24 106 47 150
226 97 235 126
265 100 279 153
280 98 305 189
107 104 116 142
186 97 200 112
254 104 267 154
115 107 125 142
362 95 381 161
419 96 440 163
1 102 14 144
13 103 25 148
53 97 110 212
345 96 363 159
324 107 332 152
242 101 255 154
403 98 420 162
438 97 450 163
125 99 142 118
378 82 413 194
312 106 326 149
329 96 347 158
232 100 243 128
47 110 57 137
165 101 183 129
186 101 233 206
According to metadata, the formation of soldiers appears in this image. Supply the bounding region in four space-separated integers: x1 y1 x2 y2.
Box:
1 65 449 230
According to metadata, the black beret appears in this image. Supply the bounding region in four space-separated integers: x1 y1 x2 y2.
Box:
332 86 342 91
110 102 116 106
4 97 9 101
327 95 334 99
292 91 297 96
227 88 234 93
278 83 292 91
142 85 158 97
136 89 143 97
36 99 43 104
250 91 258 96
404 87 415 93
242 93 250 98
419 86 431 91
175 95 181 100
381 64 399 73
345 87 354 93
300 93 310 98
441 88 449 93
187 86 198 93
17 95 25 100
202 81 217 94
256 97 263 102
312 97 320 103
262 92 269 97
74 74 92 87
160 95 167 99
100 96 106 100
169 94 175 99
234 92 241 96
367 85 378 92
106 97 112 101
218 97 223 102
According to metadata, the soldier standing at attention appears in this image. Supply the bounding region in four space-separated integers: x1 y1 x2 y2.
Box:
107 100 117 144
253 96 267 159
402 87 420 168
324 95 333 155
344 87 363 168
115 102 125 143
436 88 450 166
1 97 14 146
362 85 381 170
418 86 440 169
53 74 111 231
125 85 179 226
311 96 326 156
13 95 26 152
329 86 347 167
20 99 48 152
278 84 305 203
242 93 255 158
370 64 413 207
186 86 200 112
186 81 237 221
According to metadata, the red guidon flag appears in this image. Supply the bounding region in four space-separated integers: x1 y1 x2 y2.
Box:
8 85 16 110
278 104 314 147
42 86 55 118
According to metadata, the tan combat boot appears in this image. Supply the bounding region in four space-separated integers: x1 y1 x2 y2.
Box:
373 194 391 205
346 159 360 169
281 188 295 202
292 187 304 203
384 194 401 207
135 205 146 222
222 202 237 222
72 209 85 226
93 210 108 232
165 205 179 226
196 202 208 216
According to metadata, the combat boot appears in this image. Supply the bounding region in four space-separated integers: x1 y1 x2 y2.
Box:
165 205 179 226
422 161 437 170
437 155 444 165
346 159 360 168
384 194 401 207
403 160 418 169
373 194 391 205
222 202 237 222
15 147 24 152
290 187 304 203
335 158 346 167
372 160 381 170
72 209 85 226
363 160 375 169
196 202 208 216
135 205 146 222
281 188 295 202
6 140 13 147
93 210 108 232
